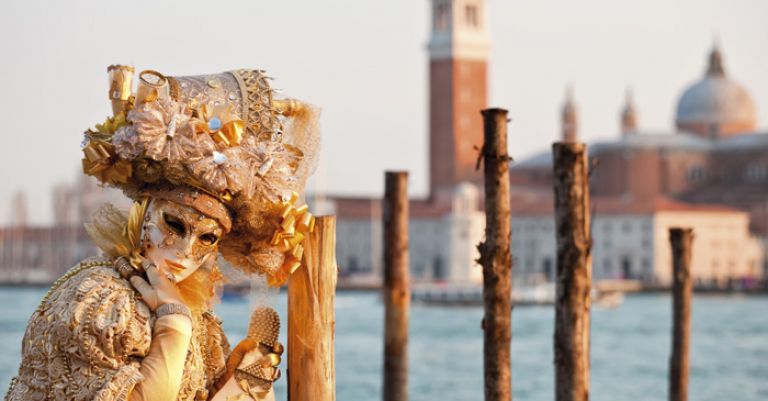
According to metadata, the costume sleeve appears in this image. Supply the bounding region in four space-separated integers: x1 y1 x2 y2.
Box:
128 315 193 401
66 269 194 401
67 275 152 367
204 310 231 382
58 269 154 401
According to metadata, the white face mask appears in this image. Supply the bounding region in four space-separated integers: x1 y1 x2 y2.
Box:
141 198 224 282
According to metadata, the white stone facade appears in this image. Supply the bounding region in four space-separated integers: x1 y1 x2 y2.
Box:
333 183 485 285
333 194 763 287
512 209 763 286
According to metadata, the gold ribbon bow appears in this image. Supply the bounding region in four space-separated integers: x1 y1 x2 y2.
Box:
193 104 245 147
94 112 128 135
267 192 315 287
81 140 133 185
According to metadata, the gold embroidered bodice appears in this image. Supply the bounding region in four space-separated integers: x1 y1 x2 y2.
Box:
5 257 229 401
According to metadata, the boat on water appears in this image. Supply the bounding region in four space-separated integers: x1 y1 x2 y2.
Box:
593 290 625 309
411 283 556 306
411 282 626 308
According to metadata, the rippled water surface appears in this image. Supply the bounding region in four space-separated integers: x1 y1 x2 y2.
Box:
1 288 766 400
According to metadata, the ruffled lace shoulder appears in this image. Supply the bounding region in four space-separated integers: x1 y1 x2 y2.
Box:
59 260 152 366
6 257 153 401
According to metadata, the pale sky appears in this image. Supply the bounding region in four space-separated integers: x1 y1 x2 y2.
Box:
1 0 767 224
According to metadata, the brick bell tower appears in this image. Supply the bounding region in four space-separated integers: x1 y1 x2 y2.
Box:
428 0 490 201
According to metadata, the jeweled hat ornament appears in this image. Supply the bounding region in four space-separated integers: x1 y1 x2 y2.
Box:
82 65 320 286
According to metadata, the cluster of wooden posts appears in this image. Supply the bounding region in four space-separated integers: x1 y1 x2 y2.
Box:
284 108 694 401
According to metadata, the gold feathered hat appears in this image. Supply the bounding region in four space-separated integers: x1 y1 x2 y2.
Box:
81 65 320 286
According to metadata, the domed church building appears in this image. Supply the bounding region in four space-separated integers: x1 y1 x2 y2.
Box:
676 45 757 139
510 43 767 287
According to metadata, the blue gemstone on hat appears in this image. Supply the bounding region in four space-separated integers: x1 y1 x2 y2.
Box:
208 117 223 131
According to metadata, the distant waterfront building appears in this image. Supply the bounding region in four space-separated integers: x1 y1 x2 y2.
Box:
511 197 762 287
9 192 28 228
0 226 97 283
330 183 485 286
509 44 767 286
0 176 127 283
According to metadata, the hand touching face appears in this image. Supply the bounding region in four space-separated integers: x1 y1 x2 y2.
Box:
141 199 224 282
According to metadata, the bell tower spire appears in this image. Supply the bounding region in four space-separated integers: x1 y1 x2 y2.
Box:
706 40 726 77
620 88 638 135
561 86 578 143
428 0 490 200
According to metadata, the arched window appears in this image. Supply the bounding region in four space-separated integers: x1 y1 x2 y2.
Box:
465 4 479 27
542 258 553 280
687 165 706 182
622 257 633 279
435 3 450 31
745 163 767 182
433 256 447 280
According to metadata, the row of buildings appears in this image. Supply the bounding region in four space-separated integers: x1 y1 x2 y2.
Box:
0 176 128 283
1 0 765 288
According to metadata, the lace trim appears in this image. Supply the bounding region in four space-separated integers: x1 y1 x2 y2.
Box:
94 364 145 401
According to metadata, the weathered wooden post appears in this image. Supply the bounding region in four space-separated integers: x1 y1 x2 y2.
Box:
669 227 693 401
478 108 512 401
382 171 410 401
552 142 592 401
288 216 337 401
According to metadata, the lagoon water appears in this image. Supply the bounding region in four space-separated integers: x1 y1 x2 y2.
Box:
1 288 766 400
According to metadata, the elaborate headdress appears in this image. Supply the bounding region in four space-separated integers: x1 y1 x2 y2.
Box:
81 65 319 286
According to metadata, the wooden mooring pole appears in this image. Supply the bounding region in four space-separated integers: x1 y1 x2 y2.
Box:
478 108 512 401
288 216 337 401
669 227 693 401
552 142 592 401
382 171 410 401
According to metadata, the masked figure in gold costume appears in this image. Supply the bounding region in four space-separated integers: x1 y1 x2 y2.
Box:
5 66 319 401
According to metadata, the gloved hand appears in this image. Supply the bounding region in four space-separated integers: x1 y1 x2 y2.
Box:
215 307 282 391
129 258 186 311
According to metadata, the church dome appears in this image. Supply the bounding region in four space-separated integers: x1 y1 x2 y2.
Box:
675 45 756 138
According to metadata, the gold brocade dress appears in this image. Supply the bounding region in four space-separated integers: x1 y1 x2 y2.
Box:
5 256 230 401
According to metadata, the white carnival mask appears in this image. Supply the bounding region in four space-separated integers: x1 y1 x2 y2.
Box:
141 198 224 282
